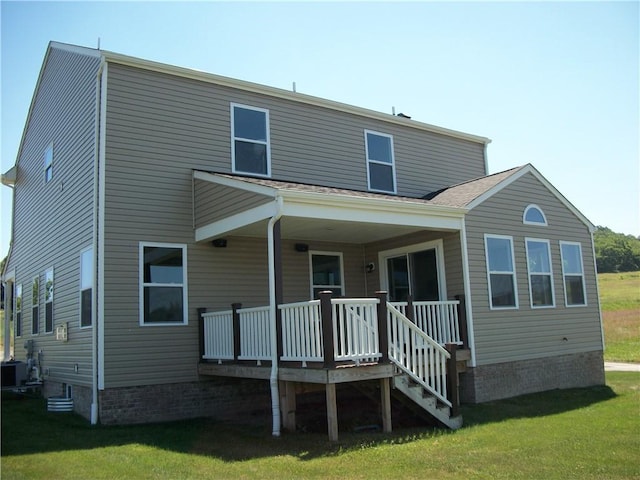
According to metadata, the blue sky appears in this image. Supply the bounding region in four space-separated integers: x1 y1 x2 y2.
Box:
1 1 638 259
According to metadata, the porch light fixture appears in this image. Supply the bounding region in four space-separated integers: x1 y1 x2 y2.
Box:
211 238 227 248
294 243 309 252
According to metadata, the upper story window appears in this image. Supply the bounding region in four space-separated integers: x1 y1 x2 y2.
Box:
523 204 547 225
484 234 518 309
365 130 396 193
231 103 270 177
44 144 54 183
560 241 587 306
140 243 188 325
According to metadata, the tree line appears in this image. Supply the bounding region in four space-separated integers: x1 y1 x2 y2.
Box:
594 226 640 273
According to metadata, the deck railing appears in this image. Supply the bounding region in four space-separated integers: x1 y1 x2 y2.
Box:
386 303 451 406
280 300 323 364
201 310 234 362
238 306 271 362
331 298 381 364
390 300 461 346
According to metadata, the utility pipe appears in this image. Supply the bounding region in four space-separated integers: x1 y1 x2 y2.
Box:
267 195 284 437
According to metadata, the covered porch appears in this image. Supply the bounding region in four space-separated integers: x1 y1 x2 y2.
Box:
192 170 475 439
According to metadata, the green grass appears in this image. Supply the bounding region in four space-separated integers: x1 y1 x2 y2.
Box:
599 271 640 362
2 372 639 479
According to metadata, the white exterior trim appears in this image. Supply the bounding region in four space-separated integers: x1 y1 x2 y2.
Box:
364 130 397 194
523 204 548 226
193 170 276 197
230 103 271 178
460 220 477 366
195 201 278 242
97 61 108 390
559 240 588 308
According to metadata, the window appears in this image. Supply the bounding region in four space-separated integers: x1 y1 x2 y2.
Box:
310 252 344 299
484 235 518 309
140 243 188 325
32 276 39 335
525 239 554 308
44 268 54 333
231 103 270 176
560 241 586 306
365 130 396 193
523 204 547 225
15 284 22 338
44 144 53 183
80 248 93 327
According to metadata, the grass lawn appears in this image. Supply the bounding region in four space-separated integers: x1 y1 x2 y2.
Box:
598 271 640 362
2 372 639 480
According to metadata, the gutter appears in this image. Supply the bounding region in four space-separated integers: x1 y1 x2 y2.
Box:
267 195 284 437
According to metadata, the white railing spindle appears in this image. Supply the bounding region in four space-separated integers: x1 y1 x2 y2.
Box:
201 310 234 362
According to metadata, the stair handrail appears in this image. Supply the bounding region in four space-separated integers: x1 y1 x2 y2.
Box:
387 302 451 407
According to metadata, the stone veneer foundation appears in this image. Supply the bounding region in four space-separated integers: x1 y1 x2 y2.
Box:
459 350 605 404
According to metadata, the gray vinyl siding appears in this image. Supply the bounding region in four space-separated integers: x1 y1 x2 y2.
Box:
106 63 485 198
102 62 487 388
193 179 271 229
465 172 601 366
5 46 100 387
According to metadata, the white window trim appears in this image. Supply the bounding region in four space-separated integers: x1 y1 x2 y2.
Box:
525 238 555 309
484 234 519 310
523 204 548 226
44 143 54 183
79 246 94 329
559 241 587 307
364 130 397 194
44 267 54 334
309 251 345 299
378 239 447 301
139 242 189 326
230 103 271 178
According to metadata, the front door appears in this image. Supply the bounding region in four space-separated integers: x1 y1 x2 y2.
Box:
381 241 445 302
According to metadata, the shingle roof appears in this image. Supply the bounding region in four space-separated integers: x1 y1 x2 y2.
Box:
424 166 524 208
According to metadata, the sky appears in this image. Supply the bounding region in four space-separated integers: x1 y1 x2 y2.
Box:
1 1 638 260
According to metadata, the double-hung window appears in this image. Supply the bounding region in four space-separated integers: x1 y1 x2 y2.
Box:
44 268 54 333
365 130 396 193
231 103 270 176
560 241 587 306
15 284 22 338
44 144 53 183
525 239 554 308
310 252 344 299
32 276 39 335
140 243 188 325
80 248 93 327
484 235 518 309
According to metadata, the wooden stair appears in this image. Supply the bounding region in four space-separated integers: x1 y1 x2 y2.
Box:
392 372 462 430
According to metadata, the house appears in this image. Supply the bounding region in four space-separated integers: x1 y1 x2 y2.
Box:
1 42 604 439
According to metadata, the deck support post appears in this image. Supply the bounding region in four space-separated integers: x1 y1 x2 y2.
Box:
320 291 335 369
445 343 460 417
232 303 242 361
197 308 206 360
375 291 389 363
380 377 392 433
280 380 296 432
326 383 339 441
455 294 468 349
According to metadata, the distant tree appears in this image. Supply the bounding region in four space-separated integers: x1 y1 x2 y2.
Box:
594 226 640 273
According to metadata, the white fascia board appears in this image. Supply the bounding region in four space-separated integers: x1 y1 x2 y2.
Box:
103 51 490 146
467 164 595 232
195 201 278 242
193 170 277 197
281 191 466 230
1 165 17 186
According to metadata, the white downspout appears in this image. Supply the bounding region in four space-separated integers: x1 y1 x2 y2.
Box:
268 195 284 437
90 56 106 425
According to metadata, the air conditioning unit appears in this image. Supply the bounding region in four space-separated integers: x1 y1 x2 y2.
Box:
1 361 27 388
